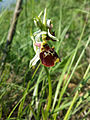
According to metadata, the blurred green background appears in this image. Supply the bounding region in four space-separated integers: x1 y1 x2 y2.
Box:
0 0 90 119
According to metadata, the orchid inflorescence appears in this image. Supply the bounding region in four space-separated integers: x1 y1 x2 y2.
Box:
30 8 60 67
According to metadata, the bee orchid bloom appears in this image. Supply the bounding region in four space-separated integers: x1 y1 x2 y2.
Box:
30 42 60 67
30 9 60 67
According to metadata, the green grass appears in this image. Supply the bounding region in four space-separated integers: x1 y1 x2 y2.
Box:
0 0 90 119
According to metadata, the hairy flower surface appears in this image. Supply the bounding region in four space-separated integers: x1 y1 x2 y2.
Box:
40 42 60 67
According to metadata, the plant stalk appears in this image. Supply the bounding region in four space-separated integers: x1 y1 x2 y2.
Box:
44 66 52 112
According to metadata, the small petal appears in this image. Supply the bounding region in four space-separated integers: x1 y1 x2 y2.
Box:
46 32 56 41
34 42 41 48
48 29 59 41
46 19 51 28
30 35 37 53
30 49 40 67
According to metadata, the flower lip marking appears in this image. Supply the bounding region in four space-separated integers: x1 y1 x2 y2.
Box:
40 43 60 67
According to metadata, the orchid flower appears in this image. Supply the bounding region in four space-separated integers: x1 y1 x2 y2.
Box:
30 9 60 67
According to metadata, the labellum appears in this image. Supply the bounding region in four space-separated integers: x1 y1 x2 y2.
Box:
40 43 60 67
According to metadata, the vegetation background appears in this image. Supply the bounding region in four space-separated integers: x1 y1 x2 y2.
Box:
0 0 90 119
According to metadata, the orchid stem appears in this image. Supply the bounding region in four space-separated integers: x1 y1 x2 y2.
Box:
44 66 52 112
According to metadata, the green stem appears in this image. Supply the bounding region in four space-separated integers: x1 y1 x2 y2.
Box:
64 91 78 120
44 66 52 112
